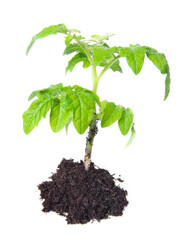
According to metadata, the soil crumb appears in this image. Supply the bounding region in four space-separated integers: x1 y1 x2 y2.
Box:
38 159 128 224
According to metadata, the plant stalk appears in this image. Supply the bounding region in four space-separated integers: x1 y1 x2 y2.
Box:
82 41 120 170
84 116 98 171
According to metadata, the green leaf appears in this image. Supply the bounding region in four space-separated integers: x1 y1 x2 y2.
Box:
37 89 54 99
65 35 75 46
66 53 90 73
23 97 53 134
26 24 69 55
63 43 83 55
28 83 64 101
145 46 171 100
145 47 167 74
28 90 39 101
50 97 72 133
97 100 107 120
118 108 134 135
99 100 108 112
65 117 72 135
24 84 99 135
101 102 123 128
119 44 145 74
49 83 63 91
92 46 117 66
109 60 123 73
48 83 64 96
164 68 171 100
64 32 82 46
86 91 101 107
91 33 115 43
73 96 94 134
66 89 96 134
73 86 101 107
99 58 123 73
125 124 136 148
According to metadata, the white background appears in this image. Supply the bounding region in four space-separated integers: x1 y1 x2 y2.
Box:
0 0 189 239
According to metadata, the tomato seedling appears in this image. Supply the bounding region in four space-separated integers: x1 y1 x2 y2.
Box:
23 23 170 171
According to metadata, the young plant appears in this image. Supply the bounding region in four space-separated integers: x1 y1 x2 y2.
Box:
23 23 171 171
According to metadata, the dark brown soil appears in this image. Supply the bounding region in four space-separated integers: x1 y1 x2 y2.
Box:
38 159 128 224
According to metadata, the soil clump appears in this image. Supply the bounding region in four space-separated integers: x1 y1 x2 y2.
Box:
38 159 128 224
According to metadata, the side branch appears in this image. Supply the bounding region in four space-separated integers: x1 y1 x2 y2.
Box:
92 55 121 93
98 55 121 80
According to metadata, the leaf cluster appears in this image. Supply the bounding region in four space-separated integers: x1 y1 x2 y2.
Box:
23 23 171 147
23 84 100 135
26 23 170 100
23 83 135 144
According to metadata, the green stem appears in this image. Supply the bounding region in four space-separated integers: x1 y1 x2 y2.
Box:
75 38 94 66
74 37 98 93
75 36 120 95
84 56 121 170
92 65 97 88
93 55 120 94
76 40 120 170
